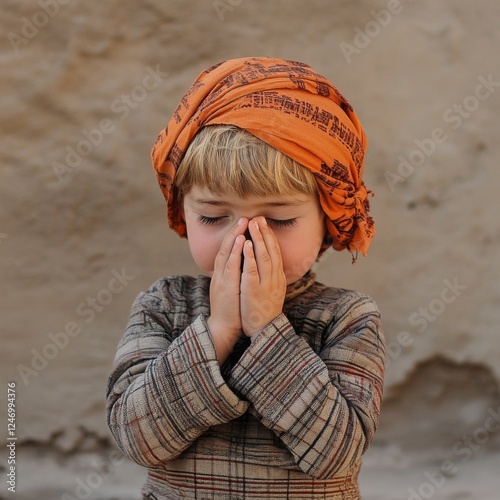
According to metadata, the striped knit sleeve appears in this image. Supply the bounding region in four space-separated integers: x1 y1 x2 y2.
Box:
106 288 250 468
227 292 385 480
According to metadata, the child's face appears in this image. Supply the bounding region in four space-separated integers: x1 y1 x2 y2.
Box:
182 186 326 285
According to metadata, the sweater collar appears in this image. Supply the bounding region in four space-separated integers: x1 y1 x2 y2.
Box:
285 271 316 301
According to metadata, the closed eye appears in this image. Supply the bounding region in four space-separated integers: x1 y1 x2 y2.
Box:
198 215 226 225
267 218 297 228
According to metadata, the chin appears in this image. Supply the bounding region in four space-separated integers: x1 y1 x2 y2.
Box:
284 271 305 286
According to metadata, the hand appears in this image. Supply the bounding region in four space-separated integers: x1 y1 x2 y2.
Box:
240 217 287 338
207 218 247 364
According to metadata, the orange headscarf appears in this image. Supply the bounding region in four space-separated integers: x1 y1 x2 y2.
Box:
151 57 375 257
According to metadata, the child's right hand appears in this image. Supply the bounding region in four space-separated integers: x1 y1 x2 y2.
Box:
207 218 248 365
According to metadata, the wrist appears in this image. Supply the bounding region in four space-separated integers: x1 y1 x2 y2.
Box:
243 312 281 339
207 316 241 340
207 316 241 366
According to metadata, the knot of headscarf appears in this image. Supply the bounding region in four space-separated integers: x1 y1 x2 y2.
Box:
151 57 375 257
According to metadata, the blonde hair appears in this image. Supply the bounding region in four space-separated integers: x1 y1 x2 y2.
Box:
174 125 317 198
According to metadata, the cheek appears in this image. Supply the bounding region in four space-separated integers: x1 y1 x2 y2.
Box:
281 243 315 282
188 235 215 274
279 227 324 283
186 228 223 276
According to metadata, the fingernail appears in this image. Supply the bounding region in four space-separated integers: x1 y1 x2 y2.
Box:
261 216 267 225
238 217 244 225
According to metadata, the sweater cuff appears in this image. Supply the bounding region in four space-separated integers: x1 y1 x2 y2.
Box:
156 314 249 427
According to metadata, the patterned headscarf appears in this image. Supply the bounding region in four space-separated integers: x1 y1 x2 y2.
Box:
151 57 375 257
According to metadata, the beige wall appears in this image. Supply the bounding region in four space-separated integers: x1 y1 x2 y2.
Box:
2 0 500 497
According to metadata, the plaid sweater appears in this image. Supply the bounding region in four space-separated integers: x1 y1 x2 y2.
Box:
106 272 385 499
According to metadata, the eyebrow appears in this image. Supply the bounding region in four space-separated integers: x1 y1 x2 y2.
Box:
191 198 308 208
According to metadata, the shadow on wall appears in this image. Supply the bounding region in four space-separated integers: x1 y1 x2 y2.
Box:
377 355 500 456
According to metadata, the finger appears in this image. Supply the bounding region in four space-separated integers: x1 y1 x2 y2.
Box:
258 221 286 302
242 239 259 282
213 218 248 271
225 234 245 275
258 218 285 291
248 218 272 277
255 217 282 272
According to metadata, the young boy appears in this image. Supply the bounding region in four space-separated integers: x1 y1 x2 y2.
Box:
106 57 385 499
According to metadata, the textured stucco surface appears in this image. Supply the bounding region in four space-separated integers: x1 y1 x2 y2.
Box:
1 1 500 498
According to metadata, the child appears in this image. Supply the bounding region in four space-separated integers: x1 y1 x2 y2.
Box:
106 57 385 499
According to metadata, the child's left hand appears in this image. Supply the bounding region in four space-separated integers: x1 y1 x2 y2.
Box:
240 217 287 338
